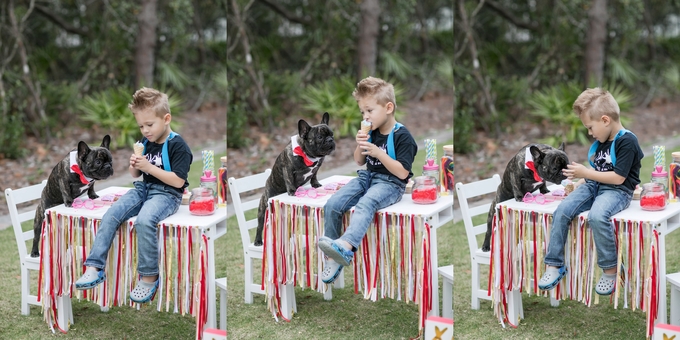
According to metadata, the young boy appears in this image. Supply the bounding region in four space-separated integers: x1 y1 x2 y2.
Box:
538 88 643 295
319 77 418 284
75 87 193 303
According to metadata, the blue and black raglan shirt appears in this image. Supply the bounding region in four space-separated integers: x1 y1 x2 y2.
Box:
141 134 193 194
588 130 644 193
366 125 418 184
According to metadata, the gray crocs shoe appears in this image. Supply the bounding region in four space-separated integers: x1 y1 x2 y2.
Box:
538 266 567 291
319 240 353 266
75 267 106 290
130 279 159 303
321 257 343 284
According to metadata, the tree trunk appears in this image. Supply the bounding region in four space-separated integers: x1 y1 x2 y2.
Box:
135 0 159 88
357 0 380 79
584 0 608 88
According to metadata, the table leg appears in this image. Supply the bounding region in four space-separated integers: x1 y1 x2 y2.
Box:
56 295 73 331
430 225 440 317
206 233 217 329
659 230 668 324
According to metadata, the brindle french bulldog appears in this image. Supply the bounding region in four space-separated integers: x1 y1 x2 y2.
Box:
31 135 114 257
483 143 569 251
254 112 335 246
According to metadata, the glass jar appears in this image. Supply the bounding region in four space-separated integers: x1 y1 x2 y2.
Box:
441 145 454 196
651 165 668 196
411 176 438 204
671 152 680 201
217 156 227 207
422 159 440 190
640 183 666 211
200 170 218 203
189 187 216 215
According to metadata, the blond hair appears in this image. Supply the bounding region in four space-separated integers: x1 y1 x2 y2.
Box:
352 76 397 110
572 88 620 122
128 87 170 118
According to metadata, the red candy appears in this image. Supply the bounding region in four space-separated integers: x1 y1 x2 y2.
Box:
640 193 666 211
190 197 215 215
412 187 438 204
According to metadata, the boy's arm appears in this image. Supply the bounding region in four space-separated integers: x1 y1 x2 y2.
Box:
354 144 366 166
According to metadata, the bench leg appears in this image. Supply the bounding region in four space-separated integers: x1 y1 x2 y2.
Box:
220 287 227 330
442 279 453 319
671 285 680 326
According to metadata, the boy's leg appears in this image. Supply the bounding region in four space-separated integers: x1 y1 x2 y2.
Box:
323 171 370 240
77 184 145 289
544 181 597 268
339 175 405 251
588 186 631 271
135 184 182 280
539 181 597 291
83 183 146 270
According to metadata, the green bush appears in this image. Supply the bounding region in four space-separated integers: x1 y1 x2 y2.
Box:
78 87 182 150
453 105 475 154
0 111 27 159
528 81 632 146
301 75 405 138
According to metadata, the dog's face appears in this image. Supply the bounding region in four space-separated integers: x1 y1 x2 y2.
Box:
77 135 114 180
297 112 335 158
529 143 569 184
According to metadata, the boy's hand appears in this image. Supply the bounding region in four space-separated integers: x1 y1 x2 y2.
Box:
358 141 384 158
356 130 369 145
130 154 151 172
563 161 587 180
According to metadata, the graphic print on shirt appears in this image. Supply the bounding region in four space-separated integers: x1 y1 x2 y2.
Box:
145 152 164 174
591 148 614 172
367 141 388 166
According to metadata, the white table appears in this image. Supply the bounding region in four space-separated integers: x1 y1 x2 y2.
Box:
491 191 680 337
38 186 226 337
263 175 454 330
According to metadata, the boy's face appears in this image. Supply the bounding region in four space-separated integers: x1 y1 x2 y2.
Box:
135 108 171 143
581 113 611 143
358 96 394 131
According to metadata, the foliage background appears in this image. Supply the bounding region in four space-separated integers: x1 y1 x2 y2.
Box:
227 0 454 148
0 1 227 157
454 0 680 152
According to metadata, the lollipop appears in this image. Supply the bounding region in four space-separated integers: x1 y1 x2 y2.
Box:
133 141 144 156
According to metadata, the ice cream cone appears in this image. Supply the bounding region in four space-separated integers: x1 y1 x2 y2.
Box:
360 120 372 134
133 142 144 156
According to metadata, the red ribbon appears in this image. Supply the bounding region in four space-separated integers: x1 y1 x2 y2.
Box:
293 146 316 166
525 160 542 182
70 164 91 185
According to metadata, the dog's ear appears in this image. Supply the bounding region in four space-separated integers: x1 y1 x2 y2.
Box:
100 135 111 150
321 112 329 125
558 142 566 152
77 141 91 161
529 145 545 163
298 119 311 139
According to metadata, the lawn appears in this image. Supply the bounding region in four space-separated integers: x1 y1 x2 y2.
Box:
0 151 226 339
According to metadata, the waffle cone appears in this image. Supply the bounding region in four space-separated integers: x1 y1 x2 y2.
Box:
134 144 144 156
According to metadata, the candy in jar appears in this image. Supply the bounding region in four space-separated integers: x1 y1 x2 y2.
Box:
189 187 216 215
440 145 453 195
640 183 666 211
218 156 227 207
411 176 438 204
670 152 680 201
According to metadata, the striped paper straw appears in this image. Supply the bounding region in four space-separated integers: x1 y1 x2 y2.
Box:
202 150 214 174
653 145 665 167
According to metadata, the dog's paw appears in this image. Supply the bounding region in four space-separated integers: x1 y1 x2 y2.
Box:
481 245 490 252
64 201 73 208
254 239 263 247
287 190 296 196
311 181 322 188
30 251 40 257
88 194 100 200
